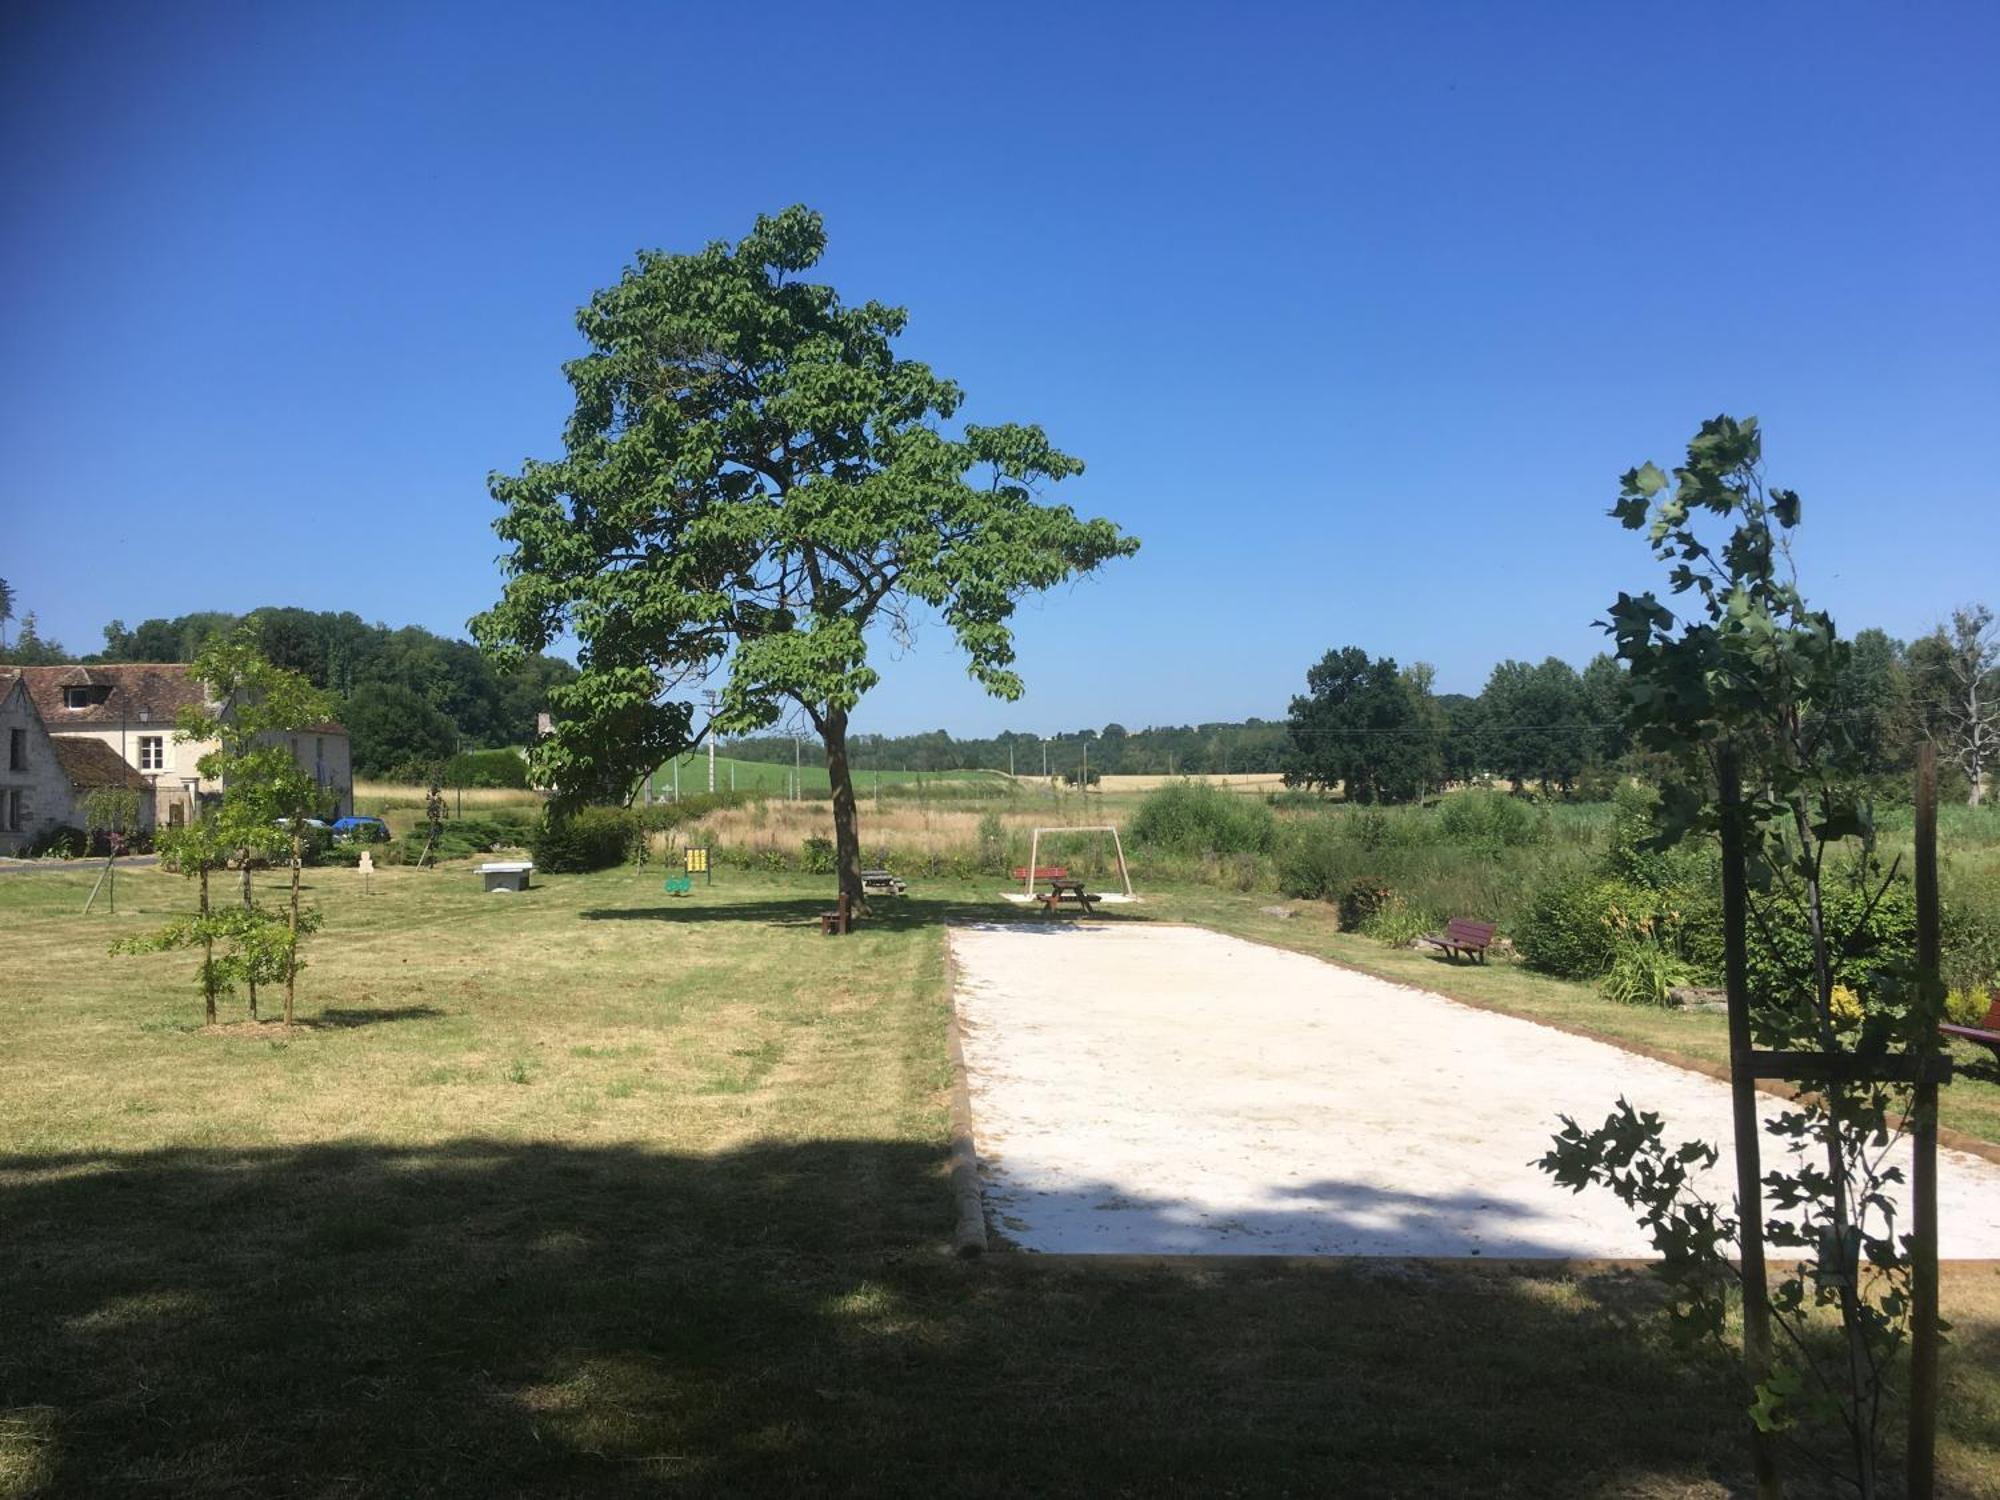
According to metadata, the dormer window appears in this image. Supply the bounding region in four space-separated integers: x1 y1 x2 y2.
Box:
64 687 91 709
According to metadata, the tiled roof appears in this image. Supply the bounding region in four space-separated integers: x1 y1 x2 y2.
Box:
14 663 213 727
50 736 149 792
11 663 346 737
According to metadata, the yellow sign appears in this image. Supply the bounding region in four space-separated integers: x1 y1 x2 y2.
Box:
684 847 709 874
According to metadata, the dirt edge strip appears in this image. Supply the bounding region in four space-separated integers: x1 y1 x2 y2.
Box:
942 929 988 1258
1197 922 2000 1172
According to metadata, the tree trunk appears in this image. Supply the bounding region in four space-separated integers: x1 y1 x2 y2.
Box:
1790 779 1877 1496
240 860 257 1021
199 861 216 1027
819 707 868 911
286 829 302 1027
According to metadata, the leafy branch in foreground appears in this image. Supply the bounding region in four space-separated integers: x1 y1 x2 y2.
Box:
1544 415 1947 1497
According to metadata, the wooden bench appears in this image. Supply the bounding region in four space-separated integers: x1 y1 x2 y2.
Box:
1011 866 1069 884
1418 917 1497 963
1942 994 2000 1067
820 892 853 937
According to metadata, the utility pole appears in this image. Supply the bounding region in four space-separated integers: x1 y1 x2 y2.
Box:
701 689 718 794
794 734 801 801
672 755 679 802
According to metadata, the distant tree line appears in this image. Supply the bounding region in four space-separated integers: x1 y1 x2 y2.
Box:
724 720 1294 779
0 605 576 779
1283 609 1999 804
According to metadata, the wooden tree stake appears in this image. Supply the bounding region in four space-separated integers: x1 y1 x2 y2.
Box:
1908 743 1943 1498
1719 745 1782 1499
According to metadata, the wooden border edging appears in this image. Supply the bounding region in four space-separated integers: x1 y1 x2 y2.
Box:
942 929 988 1258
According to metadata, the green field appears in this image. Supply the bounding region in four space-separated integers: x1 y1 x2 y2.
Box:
647 751 1016 799
4 863 1999 1496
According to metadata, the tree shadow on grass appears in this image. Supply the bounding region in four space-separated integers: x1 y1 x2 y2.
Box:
307 1005 451 1029
0 1134 1893 1497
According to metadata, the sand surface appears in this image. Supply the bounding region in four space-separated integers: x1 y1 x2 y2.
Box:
949 923 2000 1258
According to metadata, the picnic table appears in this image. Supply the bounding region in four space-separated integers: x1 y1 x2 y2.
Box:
1038 879 1100 916
1009 865 1100 915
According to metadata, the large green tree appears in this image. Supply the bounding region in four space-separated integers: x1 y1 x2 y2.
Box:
1477 656 1592 793
1281 646 1435 803
474 207 1137 902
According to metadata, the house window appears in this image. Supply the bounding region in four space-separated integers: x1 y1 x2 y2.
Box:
8 728 22 771
3 789 21 831
139 735 165 771
64 687 91 709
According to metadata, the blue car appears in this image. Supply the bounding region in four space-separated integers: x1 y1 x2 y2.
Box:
330 816 391 843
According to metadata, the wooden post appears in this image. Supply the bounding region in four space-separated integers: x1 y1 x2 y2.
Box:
1908 743 1943 1499
1719 746 1783 1499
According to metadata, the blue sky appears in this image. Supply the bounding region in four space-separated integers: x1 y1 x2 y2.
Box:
3 2 1994 737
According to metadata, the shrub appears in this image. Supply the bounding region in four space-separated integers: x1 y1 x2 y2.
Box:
1275 824 1349 901
1743 875 1916 1012
1601 940 1695 1007
1940 869 2000 997
1337 877 1393 931
1515 876 1645 978
1129 782 1275 857
976 811 1005 872
1946 987 1994 1026
1360 897 1437 949
26 826 86 858
442 748 531 790
800 836 835 874
1436 790 1547 851
530 807 635 873
1603 782 1671 887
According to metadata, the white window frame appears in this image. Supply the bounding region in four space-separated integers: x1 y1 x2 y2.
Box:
139 735 165 772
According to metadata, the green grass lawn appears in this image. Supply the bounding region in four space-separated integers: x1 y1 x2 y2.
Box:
2 864 1997 1496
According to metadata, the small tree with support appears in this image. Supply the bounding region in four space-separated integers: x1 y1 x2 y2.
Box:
79 786 142 916
1539 416 1951 1498
115 633 335 1027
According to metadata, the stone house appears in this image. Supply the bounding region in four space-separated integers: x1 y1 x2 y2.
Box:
0 671 156 854
10 664 353 829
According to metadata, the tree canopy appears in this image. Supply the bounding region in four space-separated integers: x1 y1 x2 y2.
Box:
1281 646 1438 803
475 205 1138 898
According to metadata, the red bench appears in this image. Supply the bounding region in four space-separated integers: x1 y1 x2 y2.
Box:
1942 993 2000 1067
1011 866 1069 882
1418 917 1498 964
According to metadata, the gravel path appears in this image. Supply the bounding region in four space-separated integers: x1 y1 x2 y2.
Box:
950 923 2000 1258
